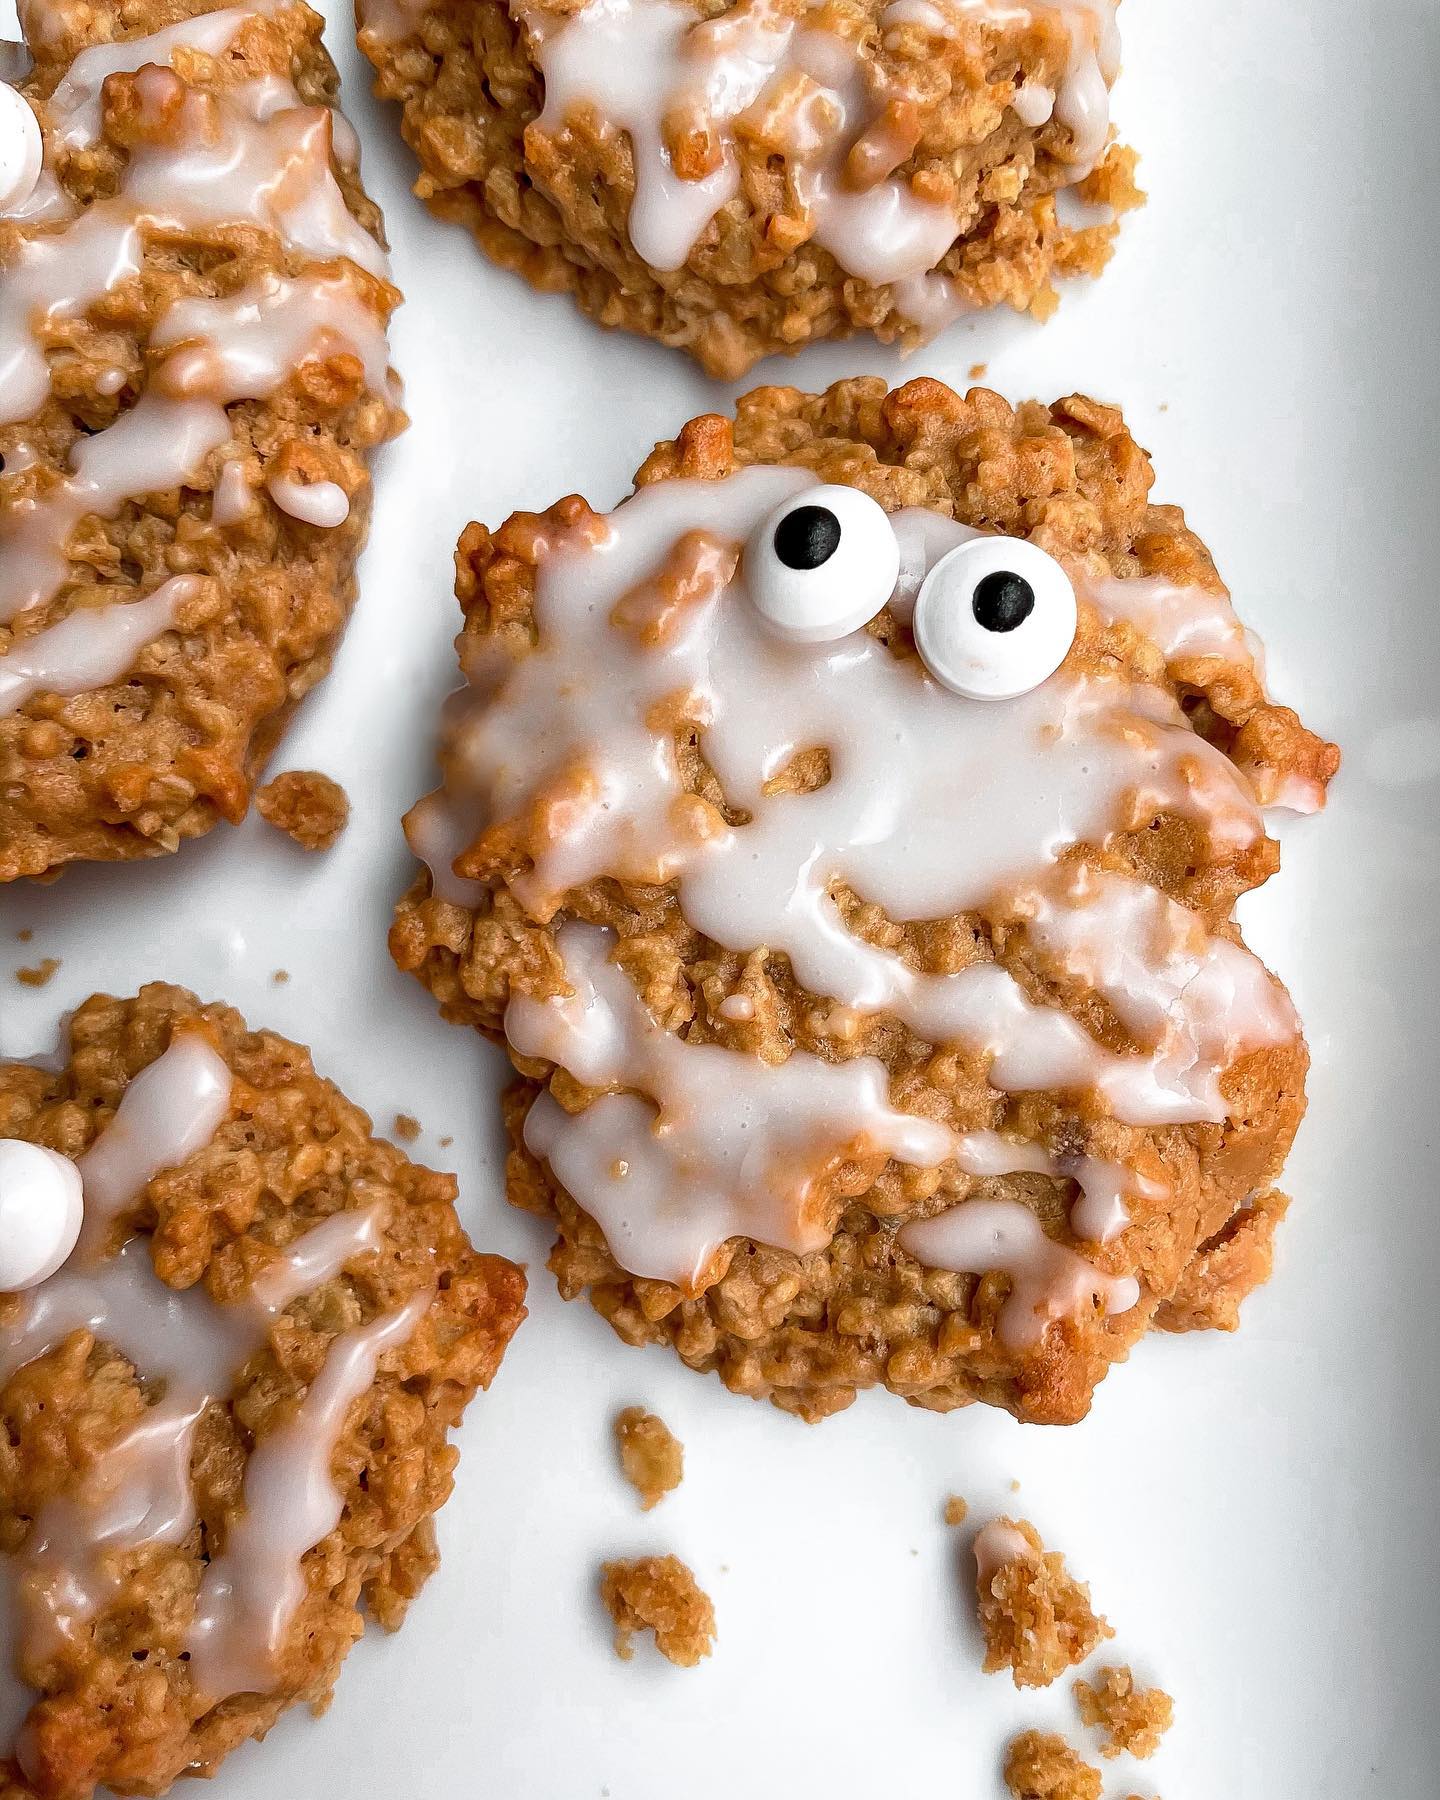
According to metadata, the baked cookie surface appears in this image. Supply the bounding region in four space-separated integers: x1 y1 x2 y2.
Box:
0 985 526 1798
391 375 1337 1425
0 0 404 882
357 0 1140 378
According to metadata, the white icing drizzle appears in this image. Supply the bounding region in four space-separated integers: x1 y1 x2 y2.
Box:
899 1197 1139 1346
0 4 394 704
265 473 350 527
951 1127 1162 1244
1081 570 1262 671
212 456 257 524
187 1282 430 1702
0 1031 416 1735
72 1031 232 1261
46 3 274 150
1009 861 1298 1123
511 0 1119 289
972 1517 1033 1587
0 574 198 717
510 921 954 1290
2 271 389 627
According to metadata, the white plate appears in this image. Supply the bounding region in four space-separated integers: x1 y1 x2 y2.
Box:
2 0 1438 1794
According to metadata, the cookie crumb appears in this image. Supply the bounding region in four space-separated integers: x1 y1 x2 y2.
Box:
16 928 32 942
614 1407 684 1511
254 769 350 850
974 1518 1112 1688
1157 1190 1289 1333
439 1135 454 1148
394 1113 422 1143
272 969 290 985
944 1494 970 1527
16 957 60 987
1073 1664 1173 1760
600 1555 714 1667
969 362 989 379
1003 1730 1101 1800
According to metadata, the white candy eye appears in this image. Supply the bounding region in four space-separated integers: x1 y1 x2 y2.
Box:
913 535 1077 700
0 1139 84 1291
746 484 900 645
0 83 42 215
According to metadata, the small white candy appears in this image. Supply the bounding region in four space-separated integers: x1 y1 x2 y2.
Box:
745 483 900 645
913 535 1077 700
0 81 43 215
0 1138 84 1291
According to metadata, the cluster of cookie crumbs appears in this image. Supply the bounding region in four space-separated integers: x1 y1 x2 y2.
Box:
614 1407 685 1512
976 1517 1113 1687
255 770 352 850
599 1555 715 1668
1074 1666 1174 1760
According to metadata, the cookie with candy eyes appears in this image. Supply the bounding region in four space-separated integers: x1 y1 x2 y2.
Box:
0 0 404 881
0 984 526 1800
357 0 1143 379
391 375 1338 1427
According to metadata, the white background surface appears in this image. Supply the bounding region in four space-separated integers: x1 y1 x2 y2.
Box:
2 1 1438 1794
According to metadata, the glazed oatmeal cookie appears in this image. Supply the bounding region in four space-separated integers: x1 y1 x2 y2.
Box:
356 0 1141 377
391 374 1338 1426
0 984 527 1799
0 0 404 881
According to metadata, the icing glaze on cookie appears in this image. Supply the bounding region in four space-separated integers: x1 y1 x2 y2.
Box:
0 1033 427 1741
0 5 394 708
949 1128 1163 1244
902 1197 1139 1345
973 1517 1034 1586
510 920 954 1290
410 465 1301 1326
0 574 199 716
508 0 1118 286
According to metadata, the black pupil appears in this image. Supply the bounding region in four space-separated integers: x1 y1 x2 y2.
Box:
972 570 1035 633
774 504 842 571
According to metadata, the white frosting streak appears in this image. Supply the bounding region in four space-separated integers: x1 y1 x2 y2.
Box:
952 1127 1162 1244
188 1282 430 1701
0 574 198 717
1082 570 1262 672
900 1197 1139 1347
510 921 954 1289
73 1031 233 1261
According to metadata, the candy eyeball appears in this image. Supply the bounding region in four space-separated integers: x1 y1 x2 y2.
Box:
912 535 1077 700
0 1138 84 1291
746 484 901 645
0 82 43 215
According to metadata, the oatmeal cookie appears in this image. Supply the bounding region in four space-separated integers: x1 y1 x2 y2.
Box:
0 0 404 881
390 374 1338 1426
0 984 527 1799
356 0 1140 378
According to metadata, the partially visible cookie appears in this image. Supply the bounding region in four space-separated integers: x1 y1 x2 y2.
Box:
357 0 1140 377
0 984 527 1799
0 0 404 880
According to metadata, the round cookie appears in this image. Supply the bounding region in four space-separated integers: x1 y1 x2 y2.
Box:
391 376 1338 1427
0 0 405 881
0 985 527 1798
357 0 1142 378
